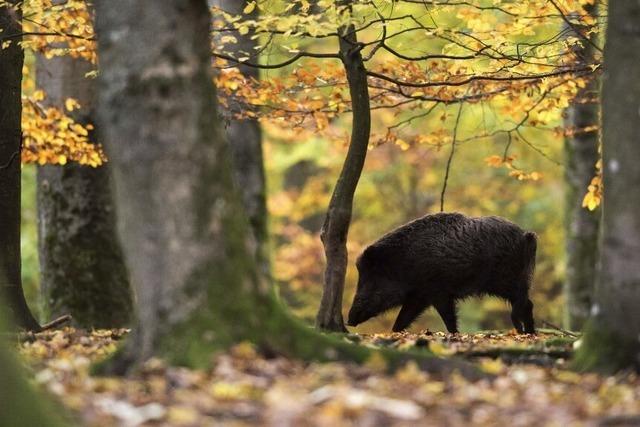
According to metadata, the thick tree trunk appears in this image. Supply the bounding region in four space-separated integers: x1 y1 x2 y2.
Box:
210 0 269 274
563 4 600 331
95 0 243 366
573 1 640 373
0 1 41 331
316 3 371 332
93 0 477 379
36 53 132 328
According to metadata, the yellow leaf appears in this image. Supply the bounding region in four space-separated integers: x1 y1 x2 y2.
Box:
167 406 199 424
428 341 456 357
33 90 45 101
65 98 80 112
480 358 505 374
243 1 256 14
364 352 388 372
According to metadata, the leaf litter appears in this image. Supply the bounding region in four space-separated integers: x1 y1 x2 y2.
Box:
16 327 640 426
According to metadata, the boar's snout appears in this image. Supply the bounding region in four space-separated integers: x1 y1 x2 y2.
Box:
347 308 361 327
347 295 371 327
347 307 363 327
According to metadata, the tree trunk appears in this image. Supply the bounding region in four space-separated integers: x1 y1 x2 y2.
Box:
36 52 133 328
93 0 477 379
316 2 371 332
0 1 41 331
210 0 269 274
563 3 600 331
573 1 640 373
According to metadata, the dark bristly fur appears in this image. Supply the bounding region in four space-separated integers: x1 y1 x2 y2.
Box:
347 212 537 334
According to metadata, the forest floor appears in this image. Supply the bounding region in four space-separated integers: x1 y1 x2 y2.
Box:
17 327 640 427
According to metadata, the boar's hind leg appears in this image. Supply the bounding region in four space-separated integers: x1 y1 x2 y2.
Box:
392 299 428 332
434 298 458 333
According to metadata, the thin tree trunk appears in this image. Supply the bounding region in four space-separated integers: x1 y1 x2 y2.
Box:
563 3 600 331
316 1 371 332
36 52 132 328
0 1 41 331
210 0 269 274
93 0 477 379
573 1 640 373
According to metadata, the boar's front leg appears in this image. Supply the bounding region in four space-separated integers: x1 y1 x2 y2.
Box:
392 298 429 332
434 297 459 333
511 298 535 334
510 309 525 334
522 299 535 333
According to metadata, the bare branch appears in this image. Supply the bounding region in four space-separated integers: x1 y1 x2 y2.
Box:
397 0 517 16
366 66 592 88
212 50 340 69
440 100 464 212
379 42 489 62
0 30 94 42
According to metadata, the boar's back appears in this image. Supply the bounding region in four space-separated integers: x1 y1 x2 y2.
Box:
357 212 533 296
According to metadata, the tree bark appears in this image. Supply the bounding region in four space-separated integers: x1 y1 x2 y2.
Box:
95 0 241 366
210 0 269 275
563 3 600 331
0 1 41 331
93 0 478 380
36 52 132 328
316 1 371 332
573 1 640 373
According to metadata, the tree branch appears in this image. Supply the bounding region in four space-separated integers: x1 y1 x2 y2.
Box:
440 100 464 212
212 50 340 69
547 0 602 53
0 151 20 170
367 66 592 88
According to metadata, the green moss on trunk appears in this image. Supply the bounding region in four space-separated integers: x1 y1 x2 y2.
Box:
0 307 68 426
36 48 132 329
573 321 640 374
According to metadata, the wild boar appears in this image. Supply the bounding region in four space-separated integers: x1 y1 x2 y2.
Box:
347 212 537 334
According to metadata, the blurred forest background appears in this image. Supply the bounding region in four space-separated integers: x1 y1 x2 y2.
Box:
264 108 564 332
20 131 564 331
13 0 600 335
20 46 567 336
8 0 640 425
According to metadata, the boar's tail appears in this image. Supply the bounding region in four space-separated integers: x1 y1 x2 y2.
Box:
522 232 537 288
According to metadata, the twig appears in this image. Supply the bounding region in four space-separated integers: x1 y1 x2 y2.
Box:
40 314 72 331
542 320 580 338
0 151 19 170
212 50 340 69
547 0 602 53
502 132 513 161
